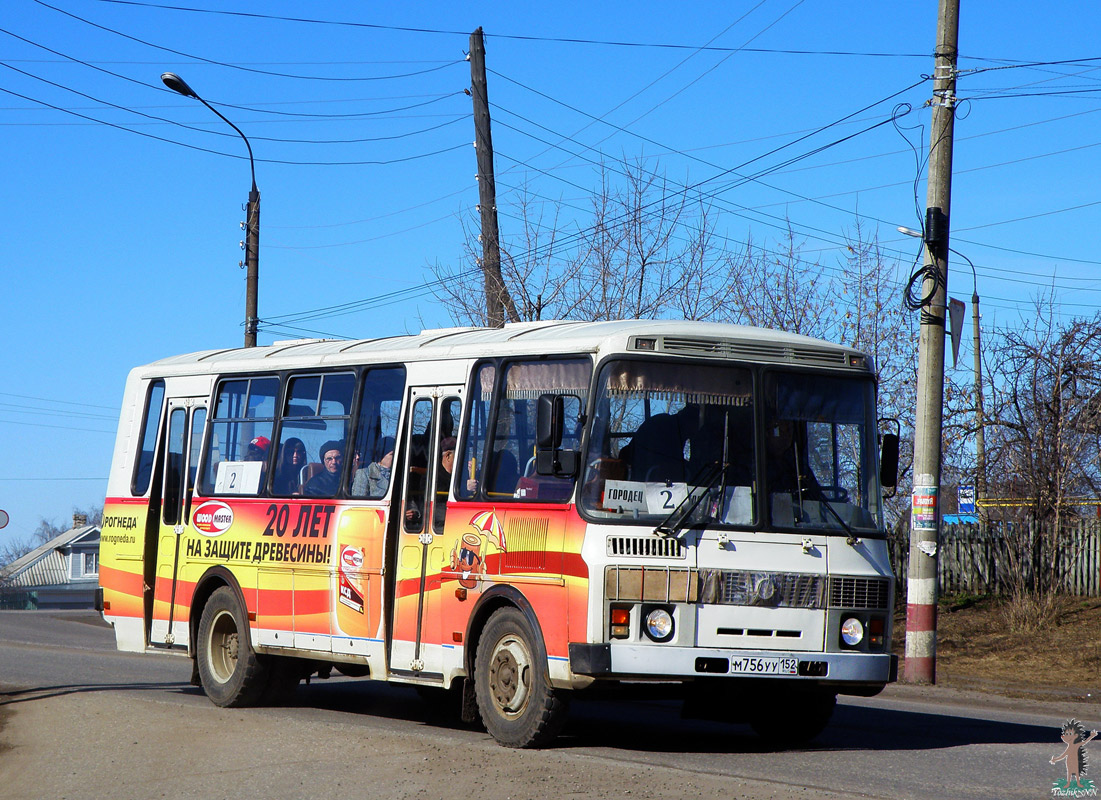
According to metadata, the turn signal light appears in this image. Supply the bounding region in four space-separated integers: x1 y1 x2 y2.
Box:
869 616 885 649
610 606 631 639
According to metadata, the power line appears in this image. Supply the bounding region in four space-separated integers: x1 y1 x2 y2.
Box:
0 84 470 166
90 0 931 58
34 0 464 82
0 391 116 410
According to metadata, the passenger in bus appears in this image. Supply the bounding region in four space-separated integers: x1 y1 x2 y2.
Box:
245 435 270 461
428 437 478 530
303 440 344 497
351 436 395 497
274 437 307 495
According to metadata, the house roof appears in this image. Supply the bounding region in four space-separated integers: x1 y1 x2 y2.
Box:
0 525 100 589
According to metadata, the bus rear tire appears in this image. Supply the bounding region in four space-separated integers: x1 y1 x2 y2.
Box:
474 607 566 748
197 586 270 708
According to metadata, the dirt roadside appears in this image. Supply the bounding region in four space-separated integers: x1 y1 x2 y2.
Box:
894 594 1101 702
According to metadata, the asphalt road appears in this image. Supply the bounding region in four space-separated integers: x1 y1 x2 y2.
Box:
0 610 1092 800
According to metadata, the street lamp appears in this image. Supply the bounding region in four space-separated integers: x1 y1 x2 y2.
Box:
162 72 260 348
899 226 985 517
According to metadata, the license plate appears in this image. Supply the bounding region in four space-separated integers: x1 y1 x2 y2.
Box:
729 656 798 675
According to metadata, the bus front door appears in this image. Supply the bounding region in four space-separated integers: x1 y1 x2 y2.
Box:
149 398 206 648
389 387 462 681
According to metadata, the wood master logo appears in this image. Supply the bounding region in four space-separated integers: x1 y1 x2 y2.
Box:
192 501 234 536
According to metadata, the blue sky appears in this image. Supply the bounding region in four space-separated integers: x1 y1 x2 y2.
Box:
2 0 1100 551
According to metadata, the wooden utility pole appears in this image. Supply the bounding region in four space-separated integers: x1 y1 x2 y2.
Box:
904 0 960 685
244 187 260 347
468 27 515 328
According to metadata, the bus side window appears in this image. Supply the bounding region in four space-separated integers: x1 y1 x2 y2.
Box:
132 379 165 496
349 367 406 499
277 372 355 498
433 397 462 533
458 363 495 500
402 400 434 533
491 358 591 502
200 377 279 497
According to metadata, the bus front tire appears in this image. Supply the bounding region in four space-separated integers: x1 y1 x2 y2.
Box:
474 607 566 748
196 586 270 707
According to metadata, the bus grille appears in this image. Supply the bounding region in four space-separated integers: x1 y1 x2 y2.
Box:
828 576 890 610
657 336 851 368
711 571 825 609
607 536 686 559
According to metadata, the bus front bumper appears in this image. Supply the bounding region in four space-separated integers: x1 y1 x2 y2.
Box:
569 642 896 687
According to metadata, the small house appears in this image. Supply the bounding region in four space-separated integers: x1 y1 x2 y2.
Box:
0 516 101 610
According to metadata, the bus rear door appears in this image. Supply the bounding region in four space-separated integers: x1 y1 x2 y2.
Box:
389 387 462 681
148 397 206 648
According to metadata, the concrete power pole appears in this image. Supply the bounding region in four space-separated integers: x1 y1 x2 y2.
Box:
468 27 515 328
904 0 960 685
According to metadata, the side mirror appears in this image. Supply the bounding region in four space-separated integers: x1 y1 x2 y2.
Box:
880 432 899 489
536 394 580 478
537 394 563 449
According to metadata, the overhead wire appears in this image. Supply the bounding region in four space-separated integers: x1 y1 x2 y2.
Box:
33 0 465 82
90 0 931 58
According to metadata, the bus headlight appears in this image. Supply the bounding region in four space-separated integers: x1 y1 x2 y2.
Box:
840 617 864 647
644 607 674 642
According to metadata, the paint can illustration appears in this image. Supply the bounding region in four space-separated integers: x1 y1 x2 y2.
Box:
452 532 483 589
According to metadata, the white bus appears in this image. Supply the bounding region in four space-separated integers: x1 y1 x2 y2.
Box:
98 319 898 747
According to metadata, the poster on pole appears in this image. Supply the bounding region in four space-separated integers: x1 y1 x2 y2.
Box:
912 486 938 531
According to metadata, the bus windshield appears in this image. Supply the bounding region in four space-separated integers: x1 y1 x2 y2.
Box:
580 359 883 534
764 370 882 533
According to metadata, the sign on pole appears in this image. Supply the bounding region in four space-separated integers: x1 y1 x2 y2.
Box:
0 509 8 529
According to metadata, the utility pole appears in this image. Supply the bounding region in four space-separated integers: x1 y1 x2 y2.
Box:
904 0 959 685
469 27 515 328
161 72 260 348
244 186 260 348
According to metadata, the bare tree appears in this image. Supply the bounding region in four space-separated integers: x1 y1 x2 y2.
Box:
981 296 1101 623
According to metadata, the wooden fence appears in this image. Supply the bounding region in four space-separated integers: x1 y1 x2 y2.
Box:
888 521 1101 597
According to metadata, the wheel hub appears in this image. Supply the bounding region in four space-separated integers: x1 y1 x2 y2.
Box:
489 637 530 714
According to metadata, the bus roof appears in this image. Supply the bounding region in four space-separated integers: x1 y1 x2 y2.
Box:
135 319 872 377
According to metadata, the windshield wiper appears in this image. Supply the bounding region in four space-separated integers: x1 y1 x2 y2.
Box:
800 480 860 546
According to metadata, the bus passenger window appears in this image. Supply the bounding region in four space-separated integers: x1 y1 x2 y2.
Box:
200 377 279 496
276 372 355 498
458 364 495 500
349 367 406 499
489 358 591 503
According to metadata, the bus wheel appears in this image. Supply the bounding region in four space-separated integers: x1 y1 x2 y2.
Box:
749 689 836 747
197 586 269 707
474 607 567 748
